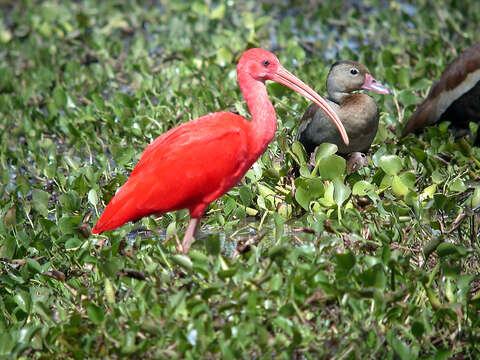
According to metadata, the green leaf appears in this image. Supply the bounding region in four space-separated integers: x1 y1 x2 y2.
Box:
397 89 419 108
295 177 324 210
192 1 209 15
379 155 402 175
437 242 468 258
319 155 346 180
392 175 409 197
171 254 193 271
352 180 374 196
335 252 356 277
65 238 82 250
3 206 17 227
359 264 386 288
216 47 233 67
26 258 42 273
315 143 338 162
88 189 98 206
87 303 104 324
290 141 307 165
391 336 411 360
105 278 116 304
239 186 253 206
58 216 82 235
205 234 221 256
333 178 351 209
59 190 81 212
210 4 226 20
13 291 32 313
470 187 480 208
411 320 425 338
32 189 50 217
449 179 466 192
53 86 67 108
433 349 452 360
0 332 14 355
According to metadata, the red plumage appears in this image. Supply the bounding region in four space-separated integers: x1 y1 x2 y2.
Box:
92 112 250 233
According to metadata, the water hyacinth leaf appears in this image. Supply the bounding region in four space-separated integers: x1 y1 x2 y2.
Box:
390 335 412 360
290 141 307 165
100 257 123 278
192 1 209 15
205 234 221 255
216 47 233 67
105 278 116 304
470 187 480 208
335 252 356 277
319 181 335 207
437 243 468 258
333 178 350 208
352 180 374 196
379 155 402 175
32 189 50 217
13 291 32 313
210 4 226 19
3 206 17 227
318 155 346 180
411 320 425 338
397 89 419 108
59 190 81 212
359 264 386 288
392 175 409 197
315 143 338 162
65 238 82 250
58 216 82 235
399 171 416 189
16 175 31 196
26 258 42 274
295 177 324 210
238 186 253 207
0 332 14 355
419 183 436 200
53 86 67 108
433 349 452 360
171 255 193 271
449 179 467 192
87 303 104 324
88 189 98 206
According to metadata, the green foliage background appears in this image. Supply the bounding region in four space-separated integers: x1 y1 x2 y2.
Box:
1 0 479 358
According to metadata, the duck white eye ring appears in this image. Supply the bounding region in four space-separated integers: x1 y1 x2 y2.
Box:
350 68 359 75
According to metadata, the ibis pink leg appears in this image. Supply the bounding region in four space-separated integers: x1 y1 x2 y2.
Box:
181 217 200 254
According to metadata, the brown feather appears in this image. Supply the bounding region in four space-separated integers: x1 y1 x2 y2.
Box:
402 42 480 137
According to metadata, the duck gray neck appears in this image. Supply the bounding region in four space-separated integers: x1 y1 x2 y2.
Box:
328 89 351 104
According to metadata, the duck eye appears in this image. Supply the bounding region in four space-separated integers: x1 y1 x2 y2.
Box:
263 60 270 67
350 68 359 75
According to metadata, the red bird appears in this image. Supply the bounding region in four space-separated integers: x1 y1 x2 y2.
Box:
92 48 349 253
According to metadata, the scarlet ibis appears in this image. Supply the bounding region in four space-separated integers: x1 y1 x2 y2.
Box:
92 48 349 253
296 60 391 173
402 42 480 144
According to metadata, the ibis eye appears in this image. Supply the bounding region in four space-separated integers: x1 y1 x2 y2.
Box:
350 68 359 75
263 60 270 67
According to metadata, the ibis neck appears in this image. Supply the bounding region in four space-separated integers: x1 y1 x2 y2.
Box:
239 74 277 159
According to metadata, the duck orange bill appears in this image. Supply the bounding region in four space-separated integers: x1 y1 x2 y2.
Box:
361 73 392 95
271 65 349 146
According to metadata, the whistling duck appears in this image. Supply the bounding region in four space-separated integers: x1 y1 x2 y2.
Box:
402 42 480 144
297 60 391 172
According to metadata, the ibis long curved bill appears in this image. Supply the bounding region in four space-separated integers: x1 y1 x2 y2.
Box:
272 65 349 145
